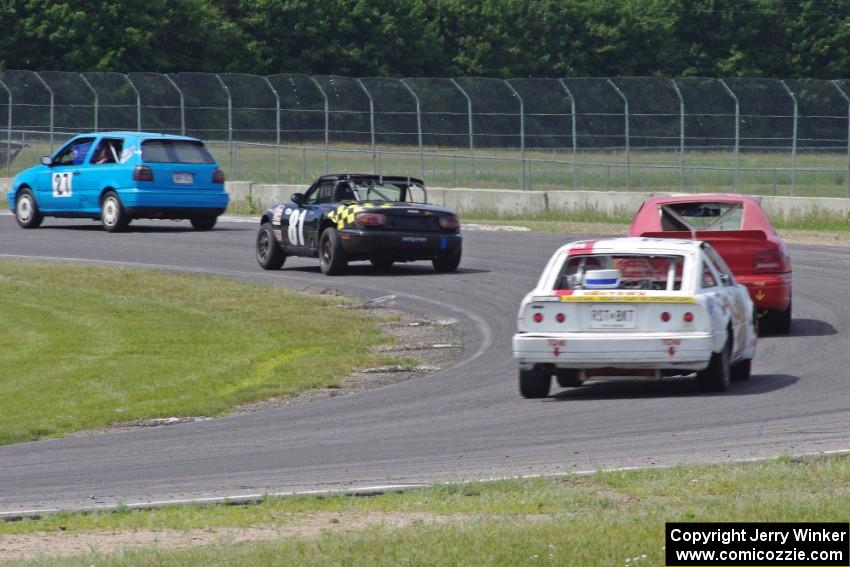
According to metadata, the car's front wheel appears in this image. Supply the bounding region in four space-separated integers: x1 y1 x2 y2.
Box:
519 368 551 398
697 335 731 392
14 189 43 229
433 249 461 273
190 215 217 231
256 222 285 270
319 227 347 275
101 191 130 232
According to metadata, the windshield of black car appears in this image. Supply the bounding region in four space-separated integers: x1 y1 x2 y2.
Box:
351 181 427 203
142 140 216 164
354 182 404 202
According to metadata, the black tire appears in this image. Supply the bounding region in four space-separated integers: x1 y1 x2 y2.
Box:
697 335 731 392
14 189 43 229
556 369 583 388
319 227 347 275
190 215 217 231
370 256 394 270
772 302 792 335
433 249 462 273
731 358 752 382
519 368 551 398
256 222 285 270
101 191 130 232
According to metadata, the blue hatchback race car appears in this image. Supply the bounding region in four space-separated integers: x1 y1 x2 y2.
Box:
7 132 228 232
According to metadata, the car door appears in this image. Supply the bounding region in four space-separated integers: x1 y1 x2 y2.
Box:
34 137 95 212
282 181 333 254
79 137 125 211
701 251 746 356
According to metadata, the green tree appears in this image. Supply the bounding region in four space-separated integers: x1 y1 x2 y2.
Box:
0 0 257 72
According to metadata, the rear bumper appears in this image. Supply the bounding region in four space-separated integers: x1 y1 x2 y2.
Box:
339 228 462 261
736 273 791 311
117 188 227 219
512 331 715 371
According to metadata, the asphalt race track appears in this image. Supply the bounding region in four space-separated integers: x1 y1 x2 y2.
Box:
1 214 849 515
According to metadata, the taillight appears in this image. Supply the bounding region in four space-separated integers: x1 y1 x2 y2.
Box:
533 312 543 323
212 168 225 183
132 165 154 182
556 313 566 323
660 312 670 322
439 215 460 230
753 250 788 273
683 312 694 322
355 212 386 227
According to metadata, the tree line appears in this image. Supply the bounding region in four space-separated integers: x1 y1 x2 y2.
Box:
2 0 850 79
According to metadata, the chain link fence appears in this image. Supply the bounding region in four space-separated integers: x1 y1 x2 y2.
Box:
2 71 850 197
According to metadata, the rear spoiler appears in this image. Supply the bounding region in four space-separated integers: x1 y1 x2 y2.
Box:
640 230 767 241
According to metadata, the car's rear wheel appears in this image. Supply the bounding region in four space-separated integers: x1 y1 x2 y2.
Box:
771 302 792 335
697 334 731 392
256 222 285 270
731 358 752 381
14 189 43 229
101 191 130 232
190 215 217 231
519 368 551 398
319 227 347 275
556 369 583 387
433 249 461 273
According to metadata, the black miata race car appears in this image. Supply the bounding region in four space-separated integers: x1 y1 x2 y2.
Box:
255 174 462 275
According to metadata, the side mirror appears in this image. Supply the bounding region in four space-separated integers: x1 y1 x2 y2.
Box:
291 192 305 205
41 156 54 166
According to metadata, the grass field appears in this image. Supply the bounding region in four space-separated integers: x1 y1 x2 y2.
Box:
6 138 850 198
0 261 403 446
3 453 849 565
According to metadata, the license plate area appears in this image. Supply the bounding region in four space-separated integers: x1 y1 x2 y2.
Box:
589 305 636 329
173 172 194 185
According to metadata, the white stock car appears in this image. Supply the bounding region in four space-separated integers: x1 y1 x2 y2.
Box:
512 237 757 398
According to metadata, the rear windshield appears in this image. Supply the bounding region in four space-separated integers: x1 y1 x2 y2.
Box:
660 202 743 231
141 140 216 164
555 254 685 291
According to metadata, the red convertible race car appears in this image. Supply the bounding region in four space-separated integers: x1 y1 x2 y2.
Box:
629 193 792 334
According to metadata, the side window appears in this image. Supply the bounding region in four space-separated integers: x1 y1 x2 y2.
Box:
703 245 735 286
306 182 335 204
54 138 95 166
91 139 124 165
701 256 719 289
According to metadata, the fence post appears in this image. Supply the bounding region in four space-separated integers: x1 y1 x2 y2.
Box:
450 78 474 180
215 75 234 178
262 77 282 184
309 77 330 173
504 80 526 190
356 79 376 174
718 79 740 190
0 78 11 175
399 78 424 180
781 80 798 196
33 72 54 152
606 79 630 190
670 79 685 192
164 74 185 136
831 81 850 198
79 74 98 132
124 74 142 131
558 79 578 190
